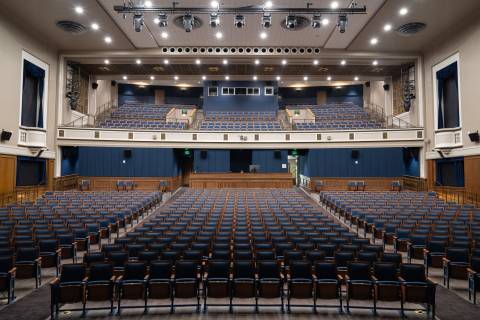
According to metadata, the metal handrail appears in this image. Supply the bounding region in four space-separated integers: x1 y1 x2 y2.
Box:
364 102 417 129
63 100 117 128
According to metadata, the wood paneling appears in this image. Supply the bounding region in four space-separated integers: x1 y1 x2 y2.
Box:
465 155 480 195
316 90 327 105
309 177 402 191
426 160 436 190
82 176 181 191
0 155 16 194
190 173 293 189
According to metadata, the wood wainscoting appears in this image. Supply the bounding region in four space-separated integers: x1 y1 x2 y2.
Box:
309 177 402 191
189 173 294 189
80 176 181 192
465 155 480 195
0 155 16 194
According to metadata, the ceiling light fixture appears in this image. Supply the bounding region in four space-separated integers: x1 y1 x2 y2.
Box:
337 14 348 33
195 59 201 65
183 13 194 32
370 37 378 45
104 36 112 44
354 76 359 81
281 59 287 65
372 60 378 65
383 23 392 32
225 75 230 80
223 59 228 65
211 1 219 8
313 60 319 65
161 31 168 38
202 75 207 80
234 14 245 28
253 75 258 80
136 59 142 64
262 13 272 28
150 75 155 80
331 1 339 9
133 14 144 32
123 75 128 80
303 76 308 81
340 60 346 65
174 75 179 80
74 6 84 14
399 7 409 16
215 31 223 39
104 59 110 64
91 23 99 30
254 59 260 65
322 18 330 26
327 76 332 81
276 76 281 81
264 1 273 9
260 31 267 39
163 59 169 64
144 1 153 8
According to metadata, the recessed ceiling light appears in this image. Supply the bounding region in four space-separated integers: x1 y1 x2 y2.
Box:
136 59 142 64
215 31 223 39
223 59 228 65
330 2 339 9
281 59 287 65
163 59 169 64
354 76 359 81
154 18 160 24
144 1 153 8
74 6 84 14
202 75 207 80
174 75 179 80
276 76 281 81
253 75 258 80
327 76 332 81
104 59 110 64
399 7 408 16
104 36 112 44
340 60 346 65
123 75 128 80
225 75 230 80
303 76 308 81
195 59 201 65
383 24 392 32
264 1 273 9
313 60 319 65
161 31 169 39
260 31 267 39
372 60 378 66
321 18 330 26
254 59 260 65
211 0 219 8
91 23 99 30
370 37 378 45
150 76 155 80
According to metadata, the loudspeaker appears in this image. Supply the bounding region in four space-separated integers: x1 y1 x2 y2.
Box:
351 150 359 159
383 84 390 91
468 131 480 142
124 149 132 158
92 82 98 90
200 150 207 159
111 80 117 87
1 130 12 141
274 150 281 159
365 82 370 88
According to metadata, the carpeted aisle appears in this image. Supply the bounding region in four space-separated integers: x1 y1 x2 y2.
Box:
430 282 480 320
0 284 51 320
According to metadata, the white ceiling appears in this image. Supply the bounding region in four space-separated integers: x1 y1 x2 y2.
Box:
2 0 480 53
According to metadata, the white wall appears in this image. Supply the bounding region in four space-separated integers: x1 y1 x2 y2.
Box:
88 79 113 115
0 12 57 158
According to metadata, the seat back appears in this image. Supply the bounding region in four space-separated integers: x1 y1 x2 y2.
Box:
149 261 172 280
89 263 113 281
60 263 85 283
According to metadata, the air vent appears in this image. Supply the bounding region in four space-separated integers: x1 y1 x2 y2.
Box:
153 66 165 72
209 67 219 72
98 67 110 72
317 67 329 72
280 16 310 31
173 15 203 30
395 22 427 36
263 67 274 72
55 20 87 34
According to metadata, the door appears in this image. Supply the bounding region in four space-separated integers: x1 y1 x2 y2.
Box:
316 90 327 106
155 89 165 105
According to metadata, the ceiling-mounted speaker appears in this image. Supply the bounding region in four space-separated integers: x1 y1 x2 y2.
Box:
1 130 12 141
468 131 480 142
200 150 207 159
92 82 98 90
124 149 132 158
111 80 117 87
274 150 281 159
351 149 359 159
383 84 390 91
365 81 370 88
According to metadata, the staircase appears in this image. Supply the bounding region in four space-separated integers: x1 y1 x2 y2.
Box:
190 109 204 130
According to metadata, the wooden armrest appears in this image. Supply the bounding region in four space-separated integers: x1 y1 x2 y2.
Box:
467 268 477 275
397 276 406 282
50 278 60 285
83 276 89 282
423 249 429 254
116 275 124 282
442 257 450 263
55 249 62 254
337 275 343 281
9 267 17 276
35 257 42 263
110 276 116 282
344 275 350 281
371 275 378 282
144 275 150 281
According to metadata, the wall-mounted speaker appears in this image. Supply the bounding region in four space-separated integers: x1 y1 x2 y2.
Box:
365 82 370 88
468 131 480 142
274 150 281 159
200 150 207 159
111 80 117 87
1 130 12 141
92 82 98 90
124 149 132 158
383 84 390 91
351 150 359 159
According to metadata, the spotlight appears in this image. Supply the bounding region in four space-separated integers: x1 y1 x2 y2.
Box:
202 75 207 80
340 60 346 65
91 23 99 30
399 7 409 16
123 75 128 80
383 24 392 32
254 59 260 65
150 76 155 80
144 1 152 8
370 37 378 45
195 59 201 65
311 15 322 29
136 59 142 64
331 1 339 9
104 59 110 64
225 75 230 80
327 76 332 81
253 75 258 80
104 36 112 44
157 13 168 27
211 1 219 8
74 6 84 14
281 59 287 65
183 14 194 32
260 32 267 39
215 31 223 39
264 1 273 9
285 15 297 29
133 14 144 32
223 59 228 65
276 76 281 81
209 12 220 28
303 76 308 81
262 13 272 28
234 14 245 28
164 59 169 64
337 14 348 33
313 60 319 65
354 76 359 81
322 18 330 26
161 31 168 39
174 75 179 80
372 60 378 66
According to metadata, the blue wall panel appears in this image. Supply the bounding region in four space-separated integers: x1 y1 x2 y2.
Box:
298 148 419 178
193 150 230 173
279 84 363 107
118 84 202 106
252 150 288 173
203 81 278 112
69 147 179 177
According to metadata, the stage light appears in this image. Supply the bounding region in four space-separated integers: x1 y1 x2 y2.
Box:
285 15 297 29
202 75 207 80
225 75 230 80
384 24 392 32
210 12 220 27
136 59 142 64
262 13 272 28
313 60 319 65
223 59 228 65
331 1 339 9
211 1 219 8
303 76 308 81
340 60 346 65
337 14 348 33
174 75 179 80
354 76 359 81
234 14 245 28
311 15 322 28
264 1 273 9
183 14 194 32
322 18 330 26
157 13 168 27
327 76 332 81
399 7 408 16
372 60 378 66
133 14 144 32
253 75 258 80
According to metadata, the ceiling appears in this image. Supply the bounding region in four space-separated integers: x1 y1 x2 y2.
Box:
2 0 480 53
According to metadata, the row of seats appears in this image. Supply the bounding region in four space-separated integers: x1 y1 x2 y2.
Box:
99 119 186 130
204 111 277 121
199 121 282 131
